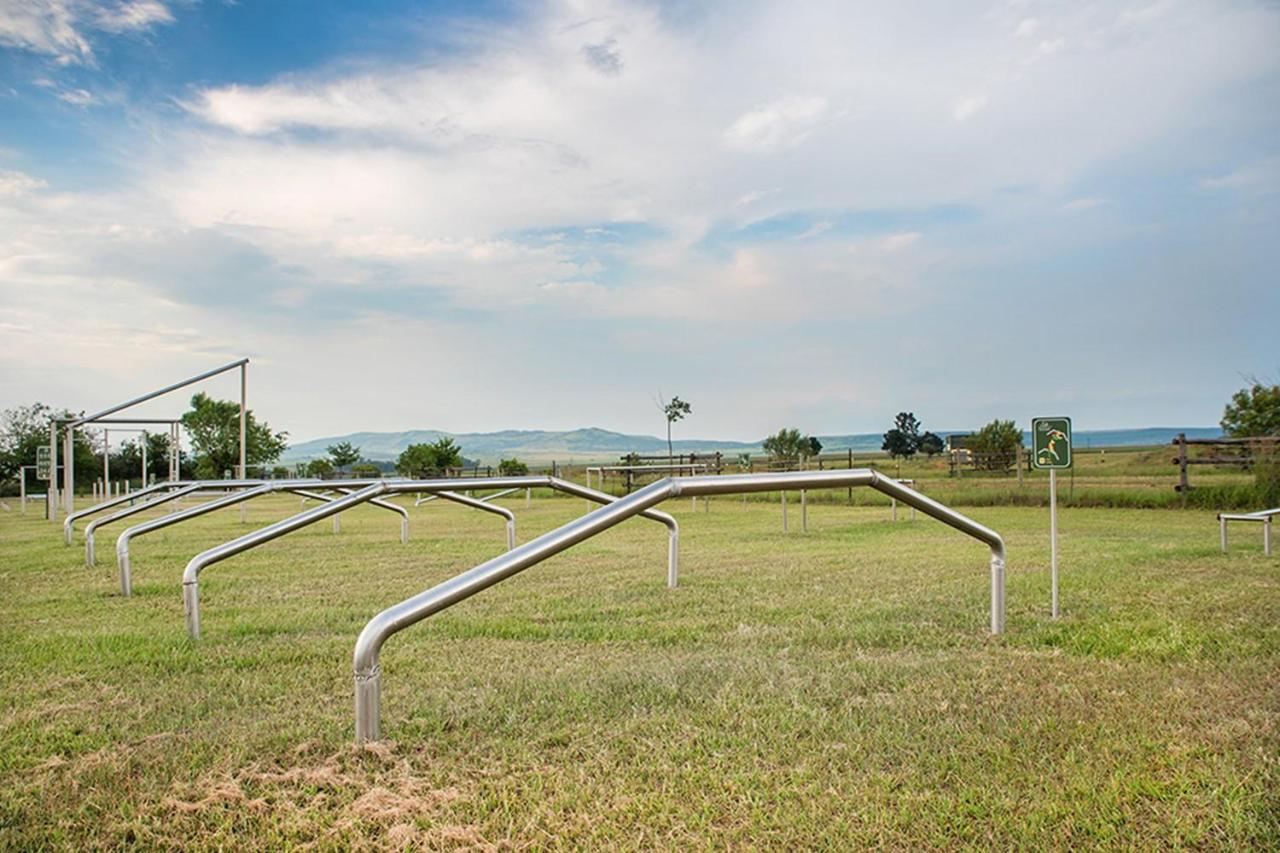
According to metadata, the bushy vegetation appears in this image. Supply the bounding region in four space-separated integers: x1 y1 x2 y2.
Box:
181 393 287 479
396 437 464 478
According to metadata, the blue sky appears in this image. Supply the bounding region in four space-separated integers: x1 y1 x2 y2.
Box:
1 0 1277 444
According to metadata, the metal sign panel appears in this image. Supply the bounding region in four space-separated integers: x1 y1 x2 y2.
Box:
1032 417 1072 469
36 446 51 481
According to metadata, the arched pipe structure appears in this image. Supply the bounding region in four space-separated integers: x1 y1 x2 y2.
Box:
114 483 412 596
63 480 212 545
181 477 679 640
414 487 521 507
85 479 408 566
352 469 1005 743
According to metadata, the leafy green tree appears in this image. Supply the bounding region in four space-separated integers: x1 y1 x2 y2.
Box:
0 402 100 487
882 412 922 459
661 395 692 463
327 441 361 471
396 437 463 478
180 392 288 479
271 466 291 479
970 419 1023 470
1221 380 1280 437
919 431 945 457
305 458 334 478
806 436 823 457
762 427 814 468
497 457 529 476
351 462 383 478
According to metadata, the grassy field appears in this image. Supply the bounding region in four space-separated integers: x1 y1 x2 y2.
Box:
1 492 1277 848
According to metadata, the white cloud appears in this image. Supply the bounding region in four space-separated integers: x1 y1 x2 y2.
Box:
951 94 988 122
56 87 97 106
94 0 171 33
722 95 829 152
0 169 48 196
0 0 174 65
1201 158 1280 195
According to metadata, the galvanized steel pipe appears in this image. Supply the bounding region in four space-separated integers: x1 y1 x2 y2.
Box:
352 470 1004 742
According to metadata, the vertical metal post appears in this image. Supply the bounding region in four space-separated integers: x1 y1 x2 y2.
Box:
102 430 110 496
525 487 531 508
1177 432 1188 508
239 363 247 479
781 491 788 533
801 489 808 532
63 427 74 515
891 497 898 522
1050 468 1059 619
1220 517 1227 553
141 430 148 488
48 421 58 521
1265 517 1272 557
19 466 26 514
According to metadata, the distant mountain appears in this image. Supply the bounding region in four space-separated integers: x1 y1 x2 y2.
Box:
281 425 1223 464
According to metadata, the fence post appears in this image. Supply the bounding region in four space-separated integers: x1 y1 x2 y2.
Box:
1177 433 1189 508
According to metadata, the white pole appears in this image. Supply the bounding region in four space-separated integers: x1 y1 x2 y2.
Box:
141 430 148 488
19 467 26 514
801 489 808 532
1050 468 1059 619
103 429 111 494
239 364 247 479
48 421 58 521
781 491 788 533
63 428 74 515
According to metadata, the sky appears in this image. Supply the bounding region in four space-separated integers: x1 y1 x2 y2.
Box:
1 0 1277 445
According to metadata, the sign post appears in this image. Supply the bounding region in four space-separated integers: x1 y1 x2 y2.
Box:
36 446 51 482
1032 417 1072 619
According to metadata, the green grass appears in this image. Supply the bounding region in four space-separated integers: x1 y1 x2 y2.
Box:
1 494 1277 848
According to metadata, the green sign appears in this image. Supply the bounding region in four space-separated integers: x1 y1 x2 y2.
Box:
36 446 51 481
1032 417 1072 469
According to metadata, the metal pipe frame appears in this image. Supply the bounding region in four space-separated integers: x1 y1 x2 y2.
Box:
64 480 194 544
1217 508 1279 556
352 470 1005 743
114 483 411 596
88 479 411 567
414 487 520 507
181 476 679 641
60 358 249 515
85 483 243 566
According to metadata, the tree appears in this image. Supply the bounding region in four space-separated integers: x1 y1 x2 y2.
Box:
351 462 383 478
305 458 335 478
0 402 101 487
327 441 361 471
660 395 692 463
498 457 529 476
396 437 463 478
881 412 922 459
919 431 945 457
806 436 823 458
1221 379 1280 437
181 393 288 479
762 427 814 468
970 419 1023 470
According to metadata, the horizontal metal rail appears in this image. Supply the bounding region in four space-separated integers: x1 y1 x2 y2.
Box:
352 470 1005 742
63 480 198 544
86 479 407 567
114 483 411 596
1217 507 1278 556
181 477 678 640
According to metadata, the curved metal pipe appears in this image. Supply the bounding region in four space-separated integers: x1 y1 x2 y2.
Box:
335 488 411 544
352 470 1004 742
430 490 517 550
114 482 408 597
64 480 187 545
179 476 679 641
85 483 209 566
